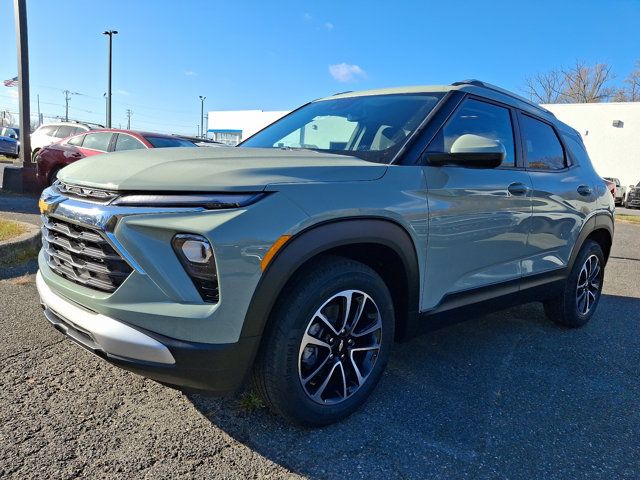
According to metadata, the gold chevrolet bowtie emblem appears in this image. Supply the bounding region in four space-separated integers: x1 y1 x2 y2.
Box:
38 198 51 214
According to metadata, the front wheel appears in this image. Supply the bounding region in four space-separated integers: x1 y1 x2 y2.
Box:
543 240 604 328
253 256 394 427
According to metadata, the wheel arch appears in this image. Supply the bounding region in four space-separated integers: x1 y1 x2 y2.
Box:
569 213 613 270
241 218 421 343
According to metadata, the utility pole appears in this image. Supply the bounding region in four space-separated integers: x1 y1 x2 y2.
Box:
103 30 118 128
37 93 41 126
12 0 33 192
126 109 132 129
199 95 206 138
62 90 79 122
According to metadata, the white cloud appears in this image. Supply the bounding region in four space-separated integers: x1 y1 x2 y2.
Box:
185 70 197 76
303 12 312 21
328 63 367 82
324 22 334 30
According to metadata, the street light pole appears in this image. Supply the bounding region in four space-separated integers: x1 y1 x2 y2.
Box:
13 0 31 169
103 30 118 128
199 95 206 138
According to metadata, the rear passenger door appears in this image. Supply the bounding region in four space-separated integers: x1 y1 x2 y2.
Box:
518 112 594 276
421 97 533 311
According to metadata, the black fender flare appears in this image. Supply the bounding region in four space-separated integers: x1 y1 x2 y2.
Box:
240 218 421 340
568 212 614 271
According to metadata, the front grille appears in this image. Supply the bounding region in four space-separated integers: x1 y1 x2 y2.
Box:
41 215 132 292
56 181 119 204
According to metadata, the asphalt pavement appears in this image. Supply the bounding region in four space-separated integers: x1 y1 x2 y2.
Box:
1 197 640 479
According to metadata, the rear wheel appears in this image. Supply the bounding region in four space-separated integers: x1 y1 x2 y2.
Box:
253 256 394 427
543 240 604 328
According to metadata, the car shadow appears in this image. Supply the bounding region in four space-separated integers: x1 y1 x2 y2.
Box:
186 295 640 479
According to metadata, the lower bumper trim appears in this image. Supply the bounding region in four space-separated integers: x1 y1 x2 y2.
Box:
36 271 175 365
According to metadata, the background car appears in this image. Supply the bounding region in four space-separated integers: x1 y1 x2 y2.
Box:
31 121 103 159
0 126 19 158
174 135 226 147
603 178 616 200
603 177 626 206
35 129 197 188
625 181 640 209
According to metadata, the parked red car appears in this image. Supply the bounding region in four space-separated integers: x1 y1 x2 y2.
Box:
35 129 196 188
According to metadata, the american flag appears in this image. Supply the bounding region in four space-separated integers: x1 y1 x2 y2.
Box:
3 76 18 87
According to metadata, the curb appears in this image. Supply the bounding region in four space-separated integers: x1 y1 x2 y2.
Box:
0 219 41 266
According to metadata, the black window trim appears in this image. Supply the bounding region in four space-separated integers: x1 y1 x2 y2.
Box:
421 93 524 170
516 110 572 173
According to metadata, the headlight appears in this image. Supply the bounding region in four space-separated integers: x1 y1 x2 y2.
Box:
172 234 219 303
112 193 265 209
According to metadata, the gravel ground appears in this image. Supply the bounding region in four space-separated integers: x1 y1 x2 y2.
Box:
1 218 639 479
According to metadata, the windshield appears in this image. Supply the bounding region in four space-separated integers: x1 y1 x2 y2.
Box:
241 93 444 163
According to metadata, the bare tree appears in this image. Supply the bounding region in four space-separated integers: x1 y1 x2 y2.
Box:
560 61 615 103
525 70 565 103
619 60 640 102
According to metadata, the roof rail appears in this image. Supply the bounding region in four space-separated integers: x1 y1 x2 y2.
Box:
451 79 555 117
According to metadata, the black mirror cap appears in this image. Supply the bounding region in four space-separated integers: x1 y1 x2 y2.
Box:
425 151 504 168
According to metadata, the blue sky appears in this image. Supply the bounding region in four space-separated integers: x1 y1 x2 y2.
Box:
1 0 639 135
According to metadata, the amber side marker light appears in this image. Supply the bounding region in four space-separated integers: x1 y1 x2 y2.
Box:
261 235 292 271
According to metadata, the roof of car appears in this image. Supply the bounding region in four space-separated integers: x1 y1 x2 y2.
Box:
317 79 573 134
75 128 181 139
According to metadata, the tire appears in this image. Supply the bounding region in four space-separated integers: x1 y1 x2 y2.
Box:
543 240 604 328
253 255 394 427
48 168 61 186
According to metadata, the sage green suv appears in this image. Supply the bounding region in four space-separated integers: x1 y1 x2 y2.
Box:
37 80 614 426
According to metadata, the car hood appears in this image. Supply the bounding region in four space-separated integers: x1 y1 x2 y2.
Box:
57 147 387 191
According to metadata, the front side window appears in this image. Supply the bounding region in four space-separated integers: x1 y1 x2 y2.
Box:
81 132 112 152
520 115 565 170
114 134 146 151
429 98 516 167
241 93 444 164
66 134 85 147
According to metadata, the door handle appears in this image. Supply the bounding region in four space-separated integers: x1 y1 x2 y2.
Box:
577 185 592 196
507 182 530 196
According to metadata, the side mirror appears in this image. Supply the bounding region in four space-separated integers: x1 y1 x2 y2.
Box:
426 134 506 168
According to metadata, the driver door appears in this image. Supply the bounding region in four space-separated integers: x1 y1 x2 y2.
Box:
421 97 533 311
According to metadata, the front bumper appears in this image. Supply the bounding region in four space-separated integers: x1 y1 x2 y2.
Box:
628 196 640 207
37 271 259 393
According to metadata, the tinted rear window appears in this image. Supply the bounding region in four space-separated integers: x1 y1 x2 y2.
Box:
145 136 196 148
521 115 565 170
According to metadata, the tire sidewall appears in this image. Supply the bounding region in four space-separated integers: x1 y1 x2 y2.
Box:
565 240 605 325
269 262 394 426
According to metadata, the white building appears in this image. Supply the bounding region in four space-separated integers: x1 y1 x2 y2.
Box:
207 103 640 188
543 102 640 188
207 110 288 146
